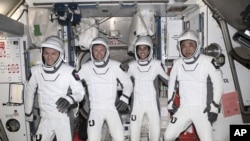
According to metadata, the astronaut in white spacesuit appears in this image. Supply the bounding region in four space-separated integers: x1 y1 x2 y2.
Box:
127 36 169 141
163 30 223 141
24 36 85 141
77 37 133 141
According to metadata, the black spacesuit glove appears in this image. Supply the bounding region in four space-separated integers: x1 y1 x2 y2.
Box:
56 97 72 113
170 104 178 115
203 103 219 125
207 112 218 125
115 100 129 112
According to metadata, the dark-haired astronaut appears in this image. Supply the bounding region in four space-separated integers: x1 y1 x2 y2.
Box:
127 36 169 141
164 30 223 141
77 37 133 141
25 36 85 141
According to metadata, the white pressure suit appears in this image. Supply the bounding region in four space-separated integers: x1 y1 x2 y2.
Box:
25 36 85 141
164 30 223 141
128 36 169 141
77 37 133 141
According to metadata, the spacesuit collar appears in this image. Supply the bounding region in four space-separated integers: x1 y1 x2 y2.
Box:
94 57 109 68
43 61 63 73
183 54 200 64
137 58 152 66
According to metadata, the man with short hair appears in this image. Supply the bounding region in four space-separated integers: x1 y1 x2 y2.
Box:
164 30 223 141
77 37 133 141
25 36 85 141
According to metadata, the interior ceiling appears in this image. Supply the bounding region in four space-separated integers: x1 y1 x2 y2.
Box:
0 0 249 30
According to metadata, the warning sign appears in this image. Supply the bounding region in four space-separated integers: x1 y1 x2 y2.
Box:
0 41 5 49
221 91 240 117
8 64 20 73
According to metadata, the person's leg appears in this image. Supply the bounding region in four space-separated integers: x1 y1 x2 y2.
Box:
148 105 161 141
164 107 192 141
106 110 124 141
192 111 213 141
130 104 145 141
36 118 55 141
54 118 72 141
87 110 104 141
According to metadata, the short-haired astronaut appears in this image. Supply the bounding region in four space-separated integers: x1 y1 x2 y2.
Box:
127 36 169 141
77 37 133 141
24 36 85 141
164 30 223 141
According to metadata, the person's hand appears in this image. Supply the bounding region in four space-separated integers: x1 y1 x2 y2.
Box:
203 103 220 125
56 97 71 113
115 100 129 112
207 112 218 125
168 100 178 115
170 104 178 115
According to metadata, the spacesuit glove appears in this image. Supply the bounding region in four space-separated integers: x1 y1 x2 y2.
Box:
25 113 33 122
56 97 72 113
207 112 218 125
203 103 220 125
115 100 129 112
168 100 178 115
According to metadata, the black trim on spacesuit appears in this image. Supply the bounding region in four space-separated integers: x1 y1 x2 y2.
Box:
158 75 169 87
25 112 33 117
72 69 80 80
121 94 129 99
206 76 213 106
131 115 136 121
181 63 198 71
35 134 42 141
167 79 178 104
92 68 109 75
89 120 95 126
205 75 221 113
68 95 76 104
153 77 161 116
27 73 32 81
41 73 60 81
136 65 151 72
170 117 177 123
116 78 124 89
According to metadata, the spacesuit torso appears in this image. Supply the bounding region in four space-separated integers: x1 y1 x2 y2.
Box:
128 59 168 104
169 54 222 109
25 64 84 118
78 60 132 110
128 59 169 141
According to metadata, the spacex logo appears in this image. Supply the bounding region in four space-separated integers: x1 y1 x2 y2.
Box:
230 125 250 140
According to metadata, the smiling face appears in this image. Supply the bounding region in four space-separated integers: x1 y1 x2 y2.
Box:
180 39 197 58
42 47 60 66
92 44 107 61
136 45 150 60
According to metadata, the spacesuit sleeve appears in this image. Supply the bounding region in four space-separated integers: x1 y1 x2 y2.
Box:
117 64 133 104
167 60 178 109
69 69 85 103
208 58 223 109
157 61 169 86
77 64 85 81
24 67 38 115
